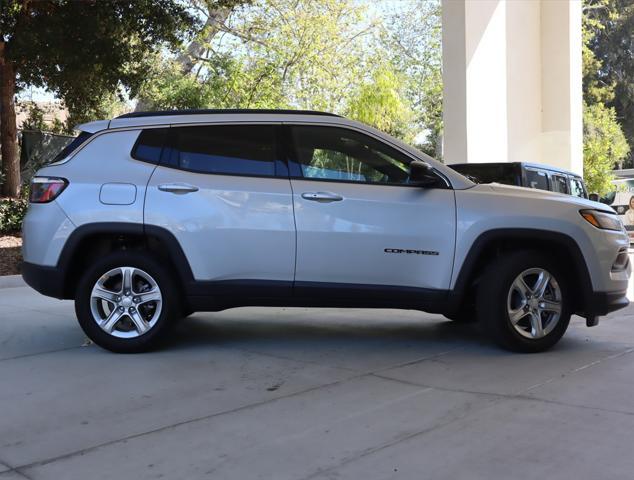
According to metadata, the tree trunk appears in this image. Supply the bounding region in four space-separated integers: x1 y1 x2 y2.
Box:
175 7 231 74
0 42 19 198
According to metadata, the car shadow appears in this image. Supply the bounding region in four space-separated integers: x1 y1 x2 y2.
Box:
166 308 491 354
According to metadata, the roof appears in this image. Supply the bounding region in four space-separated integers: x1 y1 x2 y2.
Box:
116 109 341 119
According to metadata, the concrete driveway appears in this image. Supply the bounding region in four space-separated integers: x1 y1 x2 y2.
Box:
1 282 634 480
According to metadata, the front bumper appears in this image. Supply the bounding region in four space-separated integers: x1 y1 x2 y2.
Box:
22 261 67 299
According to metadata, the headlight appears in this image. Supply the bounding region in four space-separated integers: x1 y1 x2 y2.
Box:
580 209 623 231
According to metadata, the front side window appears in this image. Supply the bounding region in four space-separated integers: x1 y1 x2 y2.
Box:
570 176 587 198
290 126 417 185
170 125 277 176
551 174 569 194
525 169 549 191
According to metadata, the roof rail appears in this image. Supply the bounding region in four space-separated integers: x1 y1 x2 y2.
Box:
116 108 342 119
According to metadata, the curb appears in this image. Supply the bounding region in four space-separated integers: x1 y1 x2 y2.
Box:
0 275 26 289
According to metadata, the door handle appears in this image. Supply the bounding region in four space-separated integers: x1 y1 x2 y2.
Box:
158 183 199 194
301 191 344 203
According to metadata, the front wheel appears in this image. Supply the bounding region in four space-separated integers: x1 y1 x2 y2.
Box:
75 251 180 353
477 250 571 353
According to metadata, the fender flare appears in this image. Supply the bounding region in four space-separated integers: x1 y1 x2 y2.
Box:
56 222 194 297
449 228 594 314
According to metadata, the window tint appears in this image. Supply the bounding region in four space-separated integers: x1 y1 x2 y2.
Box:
525 169 549 191
51 131 93 163
132 128 168 164
171 125 276 176
291 126 414 185
570 177 587 198
551 174 569 194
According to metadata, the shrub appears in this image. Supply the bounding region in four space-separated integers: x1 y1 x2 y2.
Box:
0 198 28 234
0 186 29 234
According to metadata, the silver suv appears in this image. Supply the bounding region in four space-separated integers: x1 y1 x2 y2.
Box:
22 109 631 353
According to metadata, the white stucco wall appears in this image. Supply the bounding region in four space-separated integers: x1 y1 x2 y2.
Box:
442 0 583 175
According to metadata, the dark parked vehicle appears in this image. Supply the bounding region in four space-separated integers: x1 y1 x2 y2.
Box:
449 162 589 199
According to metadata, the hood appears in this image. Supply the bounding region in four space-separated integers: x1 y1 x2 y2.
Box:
473 183 615 213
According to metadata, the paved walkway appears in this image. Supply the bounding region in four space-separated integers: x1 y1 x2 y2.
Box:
1 284 633 479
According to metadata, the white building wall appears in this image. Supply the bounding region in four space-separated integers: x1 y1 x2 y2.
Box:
442 0 583 175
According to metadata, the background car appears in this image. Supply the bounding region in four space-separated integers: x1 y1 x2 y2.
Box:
448 162 589 199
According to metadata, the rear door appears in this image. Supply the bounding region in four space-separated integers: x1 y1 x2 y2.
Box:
144 123 296 288
286 124 456 293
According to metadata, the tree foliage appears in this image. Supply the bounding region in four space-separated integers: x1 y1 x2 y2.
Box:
583 103 629 194
0 0 196 196
0 0 195 115
378 0 443 156
585 0 634 167
346 66 414 142
582 0 630 193
139 0 443 157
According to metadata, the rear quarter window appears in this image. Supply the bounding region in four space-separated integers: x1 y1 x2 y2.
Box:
50 131 93 163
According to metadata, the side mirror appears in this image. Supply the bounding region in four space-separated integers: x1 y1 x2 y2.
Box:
409 160 438 187
589 193 599 202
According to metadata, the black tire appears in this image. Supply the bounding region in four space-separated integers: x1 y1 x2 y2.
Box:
75 250 180 353
443 307 477 323
476 250 572 353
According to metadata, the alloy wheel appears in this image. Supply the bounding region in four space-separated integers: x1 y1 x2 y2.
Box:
506 267 562 340
90 266 162 339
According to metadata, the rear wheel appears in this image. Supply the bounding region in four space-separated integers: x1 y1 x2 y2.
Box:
477 250 571 352
75 251 179 353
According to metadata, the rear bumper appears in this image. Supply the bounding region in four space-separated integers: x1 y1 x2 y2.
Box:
584 290 629 316
22 261 66 299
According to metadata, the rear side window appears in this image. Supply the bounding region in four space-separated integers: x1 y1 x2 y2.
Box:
551 174 569 194
131 128 168 164
168 125 277 177
51 131 93 163
525 169 549 191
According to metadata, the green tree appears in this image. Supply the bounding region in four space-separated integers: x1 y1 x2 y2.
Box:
138 0 442 150
582 0 629 193
379 0 443 157
347 66 414 142
0 0 195 197
588 0 634 167
141 0 377 112
584 103 629 194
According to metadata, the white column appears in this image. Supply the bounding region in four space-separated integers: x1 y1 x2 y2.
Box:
442 0 583 175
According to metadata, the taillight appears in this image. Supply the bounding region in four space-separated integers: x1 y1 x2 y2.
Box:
29 177 68 203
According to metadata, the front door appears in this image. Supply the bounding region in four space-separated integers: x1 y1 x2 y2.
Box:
287 124 456 293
